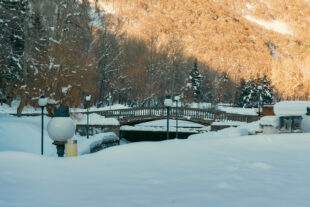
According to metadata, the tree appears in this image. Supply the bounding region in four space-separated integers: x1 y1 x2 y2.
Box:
0 0 27 104
236 75 274 108
185 58 201 103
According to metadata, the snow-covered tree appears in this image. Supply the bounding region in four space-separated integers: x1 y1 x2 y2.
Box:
236 75 274 108
0 0 27 103
185 58 201 102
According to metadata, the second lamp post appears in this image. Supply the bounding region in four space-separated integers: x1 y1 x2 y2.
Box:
257 85 262 116
38 95 47 155
85 95 91 139
164 96 173 140
174 95 180 139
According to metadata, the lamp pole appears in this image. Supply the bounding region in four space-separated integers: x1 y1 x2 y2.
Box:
257 85 262 117
85 95 91 139
38 95 47 155
174 95 180 139
164 96 173 140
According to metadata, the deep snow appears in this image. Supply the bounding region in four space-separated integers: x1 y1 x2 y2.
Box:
1 103 310 207
1 133 310 207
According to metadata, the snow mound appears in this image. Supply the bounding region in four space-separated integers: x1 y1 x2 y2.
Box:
260 116 279 127
73 113 119 126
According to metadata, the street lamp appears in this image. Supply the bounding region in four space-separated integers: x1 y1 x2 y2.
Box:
164 95 173 140
85 94 91 139
47 105 75 157
174 94 180 138
257 85 262 117
38 95 47 155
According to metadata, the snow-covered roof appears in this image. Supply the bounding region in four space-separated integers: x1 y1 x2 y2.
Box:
274 101 310 116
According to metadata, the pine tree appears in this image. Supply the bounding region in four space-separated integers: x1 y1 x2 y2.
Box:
189 58 201 102
0 0 27 85
236 75 274 108
234 78 247 107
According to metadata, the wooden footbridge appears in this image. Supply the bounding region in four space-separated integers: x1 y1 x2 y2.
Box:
95 107 259 126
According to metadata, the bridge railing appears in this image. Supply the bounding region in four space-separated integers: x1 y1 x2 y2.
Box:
98 107 259 123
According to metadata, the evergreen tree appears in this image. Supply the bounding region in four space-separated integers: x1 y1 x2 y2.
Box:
188 58 201 102
0 0 27 84
236 75 274 108
234 78 246 107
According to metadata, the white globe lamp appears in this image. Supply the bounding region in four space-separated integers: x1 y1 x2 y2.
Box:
47 105 75 157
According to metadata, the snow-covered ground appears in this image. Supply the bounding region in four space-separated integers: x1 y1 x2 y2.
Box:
73 113 119 126
1 102 310 206
216 106 257 115
0 101 129 114
0 114 118 156
1 130 310 206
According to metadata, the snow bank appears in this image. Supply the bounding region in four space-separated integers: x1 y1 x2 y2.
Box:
70 104 129 113
274 101 310 116
217 106 257 115
0 101 129 114
211 121 243 126
1 133 310 207
190 120 261 140
260 116 279 127
0 115 118 156
74 132 118 155
73 113 119 125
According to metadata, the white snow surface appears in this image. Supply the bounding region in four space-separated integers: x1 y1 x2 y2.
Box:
73 113 119 126
244 15 292 35
136 119 205 128
0 101 129 114
1 131 310 206
274 101 310 116
211 121 243 126
0 115 118 157
217 106 257 115
2 103 310 206
260 116 279 127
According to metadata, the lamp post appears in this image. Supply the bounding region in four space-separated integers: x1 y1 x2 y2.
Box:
85 95 91 139
164 96 173 140
38 95 47 155
257 85 262 117
174 94 180 139
47 105 75 157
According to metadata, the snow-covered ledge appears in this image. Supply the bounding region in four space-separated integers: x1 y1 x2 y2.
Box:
260 116 279 134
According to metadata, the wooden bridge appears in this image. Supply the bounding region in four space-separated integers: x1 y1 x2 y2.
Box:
94 107 259 126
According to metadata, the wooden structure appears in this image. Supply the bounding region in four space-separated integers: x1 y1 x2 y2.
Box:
96 107 259 125
262 105 275 116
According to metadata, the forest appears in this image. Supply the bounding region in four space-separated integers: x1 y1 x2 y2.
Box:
1 0 308 114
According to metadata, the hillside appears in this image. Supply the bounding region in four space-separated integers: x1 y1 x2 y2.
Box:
96 0 310 99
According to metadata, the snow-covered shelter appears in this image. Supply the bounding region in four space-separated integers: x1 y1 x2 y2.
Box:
274 101 310 133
